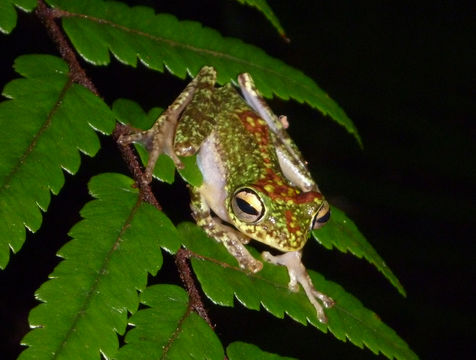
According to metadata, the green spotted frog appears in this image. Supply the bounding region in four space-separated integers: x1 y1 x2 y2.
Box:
118 67 335 322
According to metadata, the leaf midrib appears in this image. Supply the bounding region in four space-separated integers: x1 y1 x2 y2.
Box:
160 301 193 360
331 221 406 296
53 196 143 358
0 77 73 195
59 9 316 93
331 301 414 358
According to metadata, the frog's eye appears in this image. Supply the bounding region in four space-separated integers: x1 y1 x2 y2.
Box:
312 202 331 229
232 188 265 223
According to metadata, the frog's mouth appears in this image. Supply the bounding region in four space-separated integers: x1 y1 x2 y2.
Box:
234 219 310 253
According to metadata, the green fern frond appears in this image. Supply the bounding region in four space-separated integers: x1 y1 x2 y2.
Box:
313 206 407 296
19 173 180 359
232 0 287 38
0 0 36 34
116 284 224 360
178 222 418 360
45 0 361 145
0 54 115 269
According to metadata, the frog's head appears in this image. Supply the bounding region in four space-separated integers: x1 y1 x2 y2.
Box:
227 185 330 252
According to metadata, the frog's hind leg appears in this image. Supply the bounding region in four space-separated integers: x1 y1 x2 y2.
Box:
190 187 263 273
117 66 217 183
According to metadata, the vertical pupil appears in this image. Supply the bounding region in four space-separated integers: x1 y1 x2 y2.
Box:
236 197 258 215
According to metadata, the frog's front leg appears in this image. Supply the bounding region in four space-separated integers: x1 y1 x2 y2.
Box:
117 66 217 183
262 250 335 323
190 187 263 273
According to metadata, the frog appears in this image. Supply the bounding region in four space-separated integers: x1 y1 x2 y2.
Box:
118 66 335 323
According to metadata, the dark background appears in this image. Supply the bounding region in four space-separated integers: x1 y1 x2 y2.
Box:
0 1 474 359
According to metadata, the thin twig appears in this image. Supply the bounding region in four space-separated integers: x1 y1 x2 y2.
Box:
175 248 214 328
176 249 229 360
35 0 98 94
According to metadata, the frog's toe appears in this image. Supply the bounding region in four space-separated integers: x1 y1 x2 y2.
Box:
287 281 300 293
317 309 328 324
321 294 335 308
117 132 145 146
310 289 335 308
246 258 263 273
167 151 185 169
175 140 199 157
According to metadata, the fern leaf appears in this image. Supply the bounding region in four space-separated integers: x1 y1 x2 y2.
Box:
178 222 418 360
46 0 361 144
0 54 115 269
313 206 406 297
0 0 36 34
116 284 224 360
232 0 287 38
19 173 180 359
112 98 162 132
227 341 297 360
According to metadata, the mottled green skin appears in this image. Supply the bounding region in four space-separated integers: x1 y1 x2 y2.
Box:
175 74 325 252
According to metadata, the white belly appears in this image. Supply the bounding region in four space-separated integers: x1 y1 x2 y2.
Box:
196 134 230 222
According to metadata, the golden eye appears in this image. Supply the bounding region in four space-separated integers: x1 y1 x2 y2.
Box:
231 188 265 223
312 201 331 229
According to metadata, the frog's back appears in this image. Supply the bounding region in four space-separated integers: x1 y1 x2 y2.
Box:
213 85 282 188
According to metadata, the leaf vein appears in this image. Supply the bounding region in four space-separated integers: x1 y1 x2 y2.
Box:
0 76 73 195
59 10 316 92
160 301 192 360
188 249 290 291
52 195 143 358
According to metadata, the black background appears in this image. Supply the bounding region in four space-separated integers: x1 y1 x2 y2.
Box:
0 1 474 359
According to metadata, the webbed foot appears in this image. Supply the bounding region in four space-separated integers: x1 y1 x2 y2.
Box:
262 250 334 323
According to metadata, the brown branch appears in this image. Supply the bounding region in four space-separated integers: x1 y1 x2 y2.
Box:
35 0 97 95
176 248 230 360
175 248 214 328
